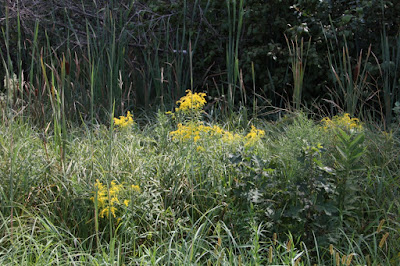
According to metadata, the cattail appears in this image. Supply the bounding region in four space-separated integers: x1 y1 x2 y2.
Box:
65 61 70 75
268 246 273 264
286 239 292 251
335 252 340 266
329 244 334 255
273 233 277 246
377 219 385 233
366 255 371 266
379 232 389 248
346 253 354 266
342 254 347 265
352 64 360 82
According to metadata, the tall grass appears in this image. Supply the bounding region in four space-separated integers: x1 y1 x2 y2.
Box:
0 1 216 126
285 35 311 110
225 0 244 118
324 34 373 117
380 31 400 127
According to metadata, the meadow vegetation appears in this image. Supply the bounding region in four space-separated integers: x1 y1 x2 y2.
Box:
1 90 399 264
1 0 400 265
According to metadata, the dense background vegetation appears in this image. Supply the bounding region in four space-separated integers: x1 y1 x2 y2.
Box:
1 0 399 122
1 0 399 265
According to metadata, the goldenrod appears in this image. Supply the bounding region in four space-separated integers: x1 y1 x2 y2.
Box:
91 179 140 220
175 90 207 114
114 111 135 128
244 125 265 147
321 113 362 133
169 122 263 147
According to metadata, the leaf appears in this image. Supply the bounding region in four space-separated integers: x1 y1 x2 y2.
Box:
348 133 365 152
318 165 336 175
336 128 351 143
315 203 337 216
348 150 365 165
335 145 348 161
285 205 303 219
341 14 353 25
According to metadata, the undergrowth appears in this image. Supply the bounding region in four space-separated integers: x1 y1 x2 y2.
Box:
0 104 399 265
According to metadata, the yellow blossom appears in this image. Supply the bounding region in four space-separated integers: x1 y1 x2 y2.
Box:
91 179 140 219
123 199 130 207
244 126 265 147
100 206 117 218
175 90 207 114
196 146 205 152
169 122 265 146
321 113 363 133
131 184 141 193
114 111 135 128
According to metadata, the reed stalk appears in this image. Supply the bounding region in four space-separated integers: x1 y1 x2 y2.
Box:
380 31 400 128
226 0 244 118
285 35 311 110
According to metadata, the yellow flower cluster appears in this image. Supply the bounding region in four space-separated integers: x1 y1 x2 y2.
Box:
321 113 363 133
169 122 265 147
244 125 266 147
169 122 241 143
168 91 265 148
91 179 140 219
114 111 135 128
175 90 207 114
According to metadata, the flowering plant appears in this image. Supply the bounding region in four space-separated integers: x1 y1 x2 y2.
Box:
114 111 135 128
321 113 362 133
91 179 140 220
175 90 207 114
169 122 265 148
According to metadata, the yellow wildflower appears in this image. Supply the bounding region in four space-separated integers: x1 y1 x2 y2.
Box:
196 146 205 152
175 90 207 114
321 113 363 133
100 206 118 218
169 122 266 146
221 131 242 143
114 111 135 128
91 179 140 219
211 125 225 136
244 126 265 147
169 122 204 142
131 184 141 193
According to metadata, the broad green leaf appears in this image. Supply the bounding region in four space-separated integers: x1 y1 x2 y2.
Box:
341 14 353 25
348 133 365 152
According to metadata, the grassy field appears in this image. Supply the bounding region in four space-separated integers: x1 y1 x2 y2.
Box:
1 91 399 265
